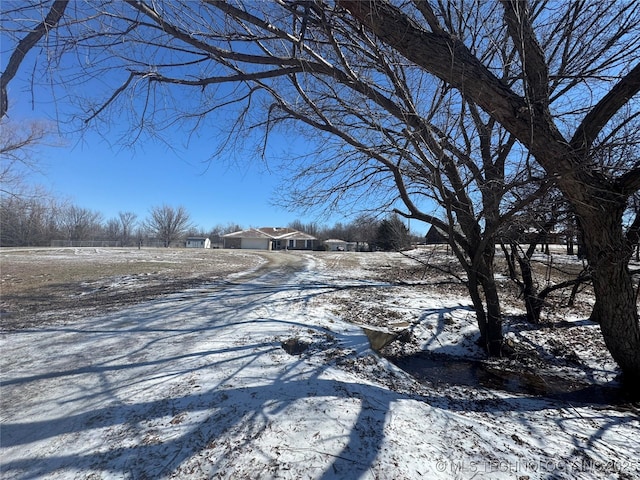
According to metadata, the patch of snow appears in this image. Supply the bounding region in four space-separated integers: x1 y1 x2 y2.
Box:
1 251 638 479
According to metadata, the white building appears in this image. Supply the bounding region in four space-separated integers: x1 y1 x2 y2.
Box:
324 239 348 251
185 237 211 248
222 227 316 250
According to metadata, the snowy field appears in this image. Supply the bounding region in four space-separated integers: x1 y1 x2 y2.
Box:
0 248 638 479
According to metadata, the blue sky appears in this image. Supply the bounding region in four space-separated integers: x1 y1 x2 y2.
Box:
1 31 340 231
5 77 412 233
18 119 301 231
7 90 437 234
1 13 426 235
6 79 324 232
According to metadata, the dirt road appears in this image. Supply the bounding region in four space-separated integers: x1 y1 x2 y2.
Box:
0 248 308 330
1 251 369 478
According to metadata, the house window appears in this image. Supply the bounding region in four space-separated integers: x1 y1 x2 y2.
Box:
288 239 295 249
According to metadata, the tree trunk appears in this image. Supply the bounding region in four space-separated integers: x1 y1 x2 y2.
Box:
481 273 504 356
515 253 544 323
467 272 488 341
467 259 504 356
579 203 640 390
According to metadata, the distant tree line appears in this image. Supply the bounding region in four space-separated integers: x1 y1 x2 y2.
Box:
0 193 186 248
288 213 415 252
0 190 417 250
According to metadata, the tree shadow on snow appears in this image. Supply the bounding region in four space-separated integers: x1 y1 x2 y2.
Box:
1 269 637 479
0 271 408 479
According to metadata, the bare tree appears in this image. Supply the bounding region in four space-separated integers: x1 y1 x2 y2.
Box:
2 1 639 381
499 188 576 323
207 223 244 248
144 205 193 248
342 0 640 383
287 219 320 237
0 189 60 246
349 215 380 251
58 205 103 242
118 211 138 247
0 120 56 197
0 0 68 118
103 217 122 244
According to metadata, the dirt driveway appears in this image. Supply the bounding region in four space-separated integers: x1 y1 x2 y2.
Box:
0 247 305 330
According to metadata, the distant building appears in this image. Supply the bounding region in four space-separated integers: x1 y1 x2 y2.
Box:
222 227 316 250
324 239 348 251
186 237 211 248
424 225 448 245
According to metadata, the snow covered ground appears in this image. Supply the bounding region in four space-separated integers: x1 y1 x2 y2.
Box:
1 249 638 479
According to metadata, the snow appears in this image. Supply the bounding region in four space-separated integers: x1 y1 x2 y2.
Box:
1 250 638 479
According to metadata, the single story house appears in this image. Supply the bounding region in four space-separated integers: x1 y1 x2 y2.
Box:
223 227 317 250
186 237 211 248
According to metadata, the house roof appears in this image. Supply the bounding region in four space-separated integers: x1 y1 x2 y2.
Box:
257 227 294 237
223 227 316 241
425 224 463 244
278 231 317 241
324 238 347 244
223 228 272 239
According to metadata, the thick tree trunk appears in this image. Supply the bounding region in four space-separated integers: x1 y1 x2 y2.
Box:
467 272 488 340
467 258 504 356
340 0 640 391
578 203 640 390
481 274 504 356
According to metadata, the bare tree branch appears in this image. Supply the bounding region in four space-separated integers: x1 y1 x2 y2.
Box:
1 0 68 118
337 0 562 157
570 62 640 154
502 0 550 110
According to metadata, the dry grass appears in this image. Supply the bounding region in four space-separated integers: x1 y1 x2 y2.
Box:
368 244 598 321
0 245 619 332
0 247 267 330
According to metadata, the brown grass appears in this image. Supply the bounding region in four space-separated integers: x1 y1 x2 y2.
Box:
0 247 267 330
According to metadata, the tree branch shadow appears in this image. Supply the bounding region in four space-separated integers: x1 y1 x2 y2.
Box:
1 263 637 479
